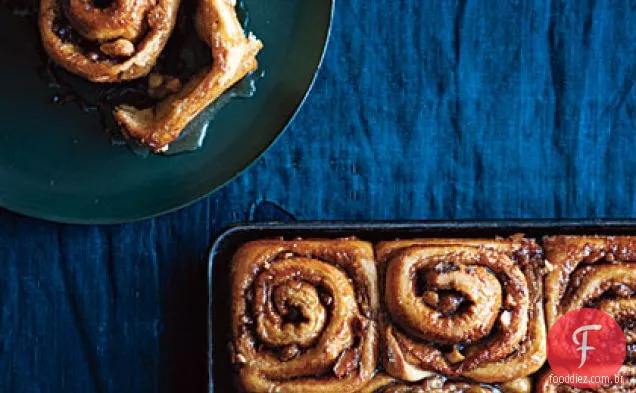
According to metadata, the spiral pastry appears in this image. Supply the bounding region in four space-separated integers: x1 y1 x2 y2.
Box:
356 373 532 393
114 0 262 151
230 239 379 393
39 0 179 82
377 237 546 384
539 236 636 393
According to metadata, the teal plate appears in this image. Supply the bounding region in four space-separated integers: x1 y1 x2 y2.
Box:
0 0 333 224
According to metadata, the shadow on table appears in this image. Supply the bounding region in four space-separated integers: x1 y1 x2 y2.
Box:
159 251 209 393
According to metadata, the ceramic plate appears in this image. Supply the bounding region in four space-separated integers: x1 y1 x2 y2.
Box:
0 0 333 224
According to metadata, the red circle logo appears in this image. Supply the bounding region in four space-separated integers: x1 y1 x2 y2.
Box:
547 308 626 388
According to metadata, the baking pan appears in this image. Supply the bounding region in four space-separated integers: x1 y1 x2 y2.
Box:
207 219 636 392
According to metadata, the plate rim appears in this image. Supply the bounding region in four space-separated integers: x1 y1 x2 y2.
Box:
1 0 335 225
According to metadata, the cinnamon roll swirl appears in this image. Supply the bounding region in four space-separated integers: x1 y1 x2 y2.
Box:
539 236 636 393
230 239 379 393
377 237 546 384
356 373 532 393
39 0 179 82
113 0 262 151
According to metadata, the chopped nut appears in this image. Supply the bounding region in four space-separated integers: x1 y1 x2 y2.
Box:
166 78 182 93
148 73 164 89
422 291 439 307
100 39 135 58
500 376 532 393
147 74 182 99
444 346 465 364
279 344 300 362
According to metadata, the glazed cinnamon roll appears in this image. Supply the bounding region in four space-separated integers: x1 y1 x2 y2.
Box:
114 0 262 151
356 373 532 393
539 236 636 393
230 239 379 393
377 237 546 384
39 0 179 82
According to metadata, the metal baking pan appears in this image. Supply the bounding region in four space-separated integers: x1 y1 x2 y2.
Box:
207 219 636 392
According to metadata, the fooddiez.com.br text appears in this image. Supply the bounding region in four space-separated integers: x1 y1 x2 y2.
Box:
548 373 627 386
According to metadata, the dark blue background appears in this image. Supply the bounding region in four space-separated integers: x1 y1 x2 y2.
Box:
2 0 636 391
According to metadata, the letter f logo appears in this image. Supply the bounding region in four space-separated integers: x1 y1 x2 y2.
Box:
572 325 602 368
548 309 626 388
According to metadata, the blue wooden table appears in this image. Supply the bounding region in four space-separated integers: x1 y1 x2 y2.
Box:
2 1 636 391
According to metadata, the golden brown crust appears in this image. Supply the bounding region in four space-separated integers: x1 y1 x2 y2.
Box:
377 236 546 384
543 236 636 328
538 236 636 393
113 0 263 151
356 373 532 393
39 0 179 82
230 239 379 393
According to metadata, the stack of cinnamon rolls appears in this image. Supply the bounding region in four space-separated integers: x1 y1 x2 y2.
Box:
230 235 635 393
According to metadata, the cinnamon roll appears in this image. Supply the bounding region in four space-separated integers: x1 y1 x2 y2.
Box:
39 0 179 82
356 373 532 393
377 236 546 384
539 236 636 393
113 0 262 151
230 239 379 393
